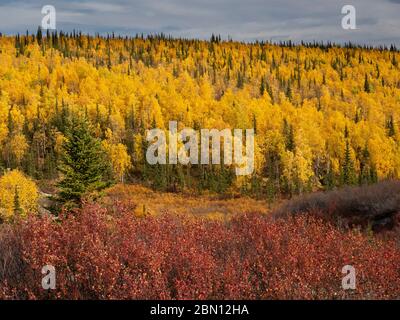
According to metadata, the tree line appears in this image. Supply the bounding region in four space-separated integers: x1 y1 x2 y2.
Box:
0 30 399 202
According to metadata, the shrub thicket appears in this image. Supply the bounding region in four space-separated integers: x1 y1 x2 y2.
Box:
1 202 399 300
273 180 400 231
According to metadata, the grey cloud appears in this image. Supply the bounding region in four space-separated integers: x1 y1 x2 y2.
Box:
0 0 398 46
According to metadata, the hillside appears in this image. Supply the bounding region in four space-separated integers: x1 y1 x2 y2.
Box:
0 32 400 300
0 32 399 200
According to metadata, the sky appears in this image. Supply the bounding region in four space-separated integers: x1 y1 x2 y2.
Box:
0 0 399 46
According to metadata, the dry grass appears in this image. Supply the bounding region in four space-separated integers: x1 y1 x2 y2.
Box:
102 184 269 220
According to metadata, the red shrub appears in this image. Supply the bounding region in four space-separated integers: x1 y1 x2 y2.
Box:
0 203 399 299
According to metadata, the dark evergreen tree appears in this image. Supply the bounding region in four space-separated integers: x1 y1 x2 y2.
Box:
259 77 265 96
57 116 113 205
36 26 42 46
364 74 371 93
283 119 295 152
392 53 398 67
386 115 396 137
266 81 274 103
14 186 23 216
236 71 244 88
359 144 372 185
285 81 292 100
344 125 349 139
341 140 356 185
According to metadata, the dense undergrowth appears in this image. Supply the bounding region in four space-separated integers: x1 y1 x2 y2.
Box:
0 196 399 300
273 180 400 231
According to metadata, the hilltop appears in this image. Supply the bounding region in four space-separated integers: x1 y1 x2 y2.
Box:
0 31 399 201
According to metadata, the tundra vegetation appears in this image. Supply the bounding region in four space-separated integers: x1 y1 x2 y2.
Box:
0 31 399 299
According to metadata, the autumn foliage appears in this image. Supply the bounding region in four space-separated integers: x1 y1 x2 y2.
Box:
1 202 399 300
1 33 400 196
1 27 400 301
0 169 38 221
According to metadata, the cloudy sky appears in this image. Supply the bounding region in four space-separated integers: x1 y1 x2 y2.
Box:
0 0 399 46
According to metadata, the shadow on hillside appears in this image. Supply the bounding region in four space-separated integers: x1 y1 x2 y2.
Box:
272 180 400 232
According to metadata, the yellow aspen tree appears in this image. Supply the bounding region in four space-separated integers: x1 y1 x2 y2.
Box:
103 129 132 183
0 169 39 221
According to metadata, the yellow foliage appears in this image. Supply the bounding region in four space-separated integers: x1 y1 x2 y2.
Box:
103 131 132 183
0 169 39 221
10 134 28 164
0 34 399 194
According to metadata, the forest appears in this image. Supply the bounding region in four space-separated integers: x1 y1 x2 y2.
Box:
0 29 399 202
0 29 399 299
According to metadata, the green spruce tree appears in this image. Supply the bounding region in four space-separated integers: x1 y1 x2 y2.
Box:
283 119 295 152
57 116 113 206
14 186 23 216
364 74 371 93
341 140 356 186
259 77 265 96
386 115 396 137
